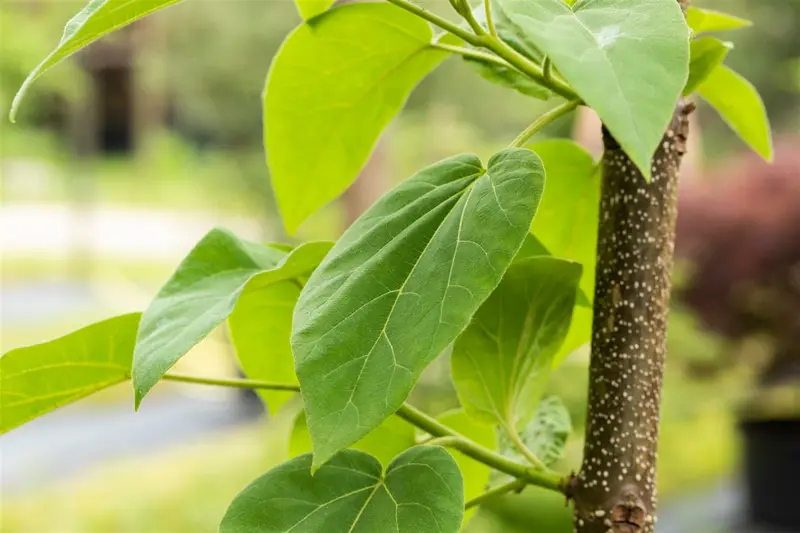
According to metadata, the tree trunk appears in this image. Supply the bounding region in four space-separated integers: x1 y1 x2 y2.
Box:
570 3 691 527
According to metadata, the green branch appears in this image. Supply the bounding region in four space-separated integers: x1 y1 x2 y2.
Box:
429 42 511 68
484 0 498 38
510 99 581 148
466 479 527 509
163 372 567 495
503 422 547 470
384 0 578 100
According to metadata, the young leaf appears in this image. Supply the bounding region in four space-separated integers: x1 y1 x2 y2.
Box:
684 37 732 96
228 282 301 415
294 0 336 20
451 257 581 430
265 3 449 234
293 148 545 468
132 229 331 407
290 412 417 467
464 57 551 100
697 65 773 161
1 313 140 433
497 0 689 179
686 6 752 34
496 396 571 473
10 0 183 121
436 410 494 524
219 447 464 533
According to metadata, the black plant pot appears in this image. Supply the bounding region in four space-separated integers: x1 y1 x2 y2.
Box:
741 418 800 531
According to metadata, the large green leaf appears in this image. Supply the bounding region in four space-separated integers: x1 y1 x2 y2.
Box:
293 148 545 468
451 257 581 430
10 0 183 121
528 140 598 365
291 412 417 467
294 0 336 20
436 410 494 524
219 446 464 533
228 282 301 414
684 37 732 96
497 0 689 179
493 396 571 483
697 65 773 161
265 3 449 233
686 6 752 34
132 228 331 406
1 314 140 433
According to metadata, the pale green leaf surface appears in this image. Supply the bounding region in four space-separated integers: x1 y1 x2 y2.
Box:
497 0 689 178
132 228 330 406
697 65 773 161
294 0 336 20
452 257 581 430
686 6 752 33
495 396 571 479
1 313 140 433
219 446 464 533
228 282 301 414
436 410 494 524
292 149 544 468
10 0 183 121
265 3 448 233
684 37 731 96
290 412 417 467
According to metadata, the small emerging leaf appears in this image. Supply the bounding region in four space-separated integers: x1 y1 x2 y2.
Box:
497 0 689 179
496 396 571 477
132 229 330 407
451 257 581 430
697 65 773 161
11 0 184 121
686 6 752 34
1 314 140 433
293 149 545 468
684 37 732 96
265 3 449 233
219 447 464 533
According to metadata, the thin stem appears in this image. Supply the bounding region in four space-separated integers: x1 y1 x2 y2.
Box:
542 56 552 84
425 436 464 447
504 422 547 470
162 373 301 391
396 403 565 493
510 99 581 148
429 42 511 68
484 0 498 38
384 0 480 45
383 0 578 100
465 479 527 509
459 0 488 36
163 372 567 494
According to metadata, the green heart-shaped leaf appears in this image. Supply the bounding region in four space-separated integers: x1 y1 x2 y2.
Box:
684 37 732 96
452 257 581 430
497 0 689 179
132 229 331 406
1 314 140 433
10 0 184 120
265 3 449 233
219 446 464 533
697 65 773 161
686 6 752 34
293 148 544 468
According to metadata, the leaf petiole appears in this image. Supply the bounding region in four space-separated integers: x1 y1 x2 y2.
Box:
465 478 527 509
510 99 581 148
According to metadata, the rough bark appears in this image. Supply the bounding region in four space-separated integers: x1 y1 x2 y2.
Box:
571 100 692 533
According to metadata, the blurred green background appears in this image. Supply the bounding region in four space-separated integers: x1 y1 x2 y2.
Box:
1 0 798 532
